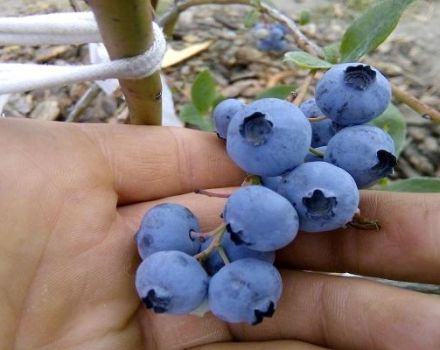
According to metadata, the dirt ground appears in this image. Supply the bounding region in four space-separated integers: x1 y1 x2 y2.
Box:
1 0 439 179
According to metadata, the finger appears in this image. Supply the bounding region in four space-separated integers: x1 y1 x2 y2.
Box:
79 123 244 204
191 340 328 350
118 188 236 234
229 271 440 350
277 191 440 284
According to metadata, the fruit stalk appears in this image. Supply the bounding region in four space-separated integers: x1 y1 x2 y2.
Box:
194 224 227 261
293 71 315 105
88 0 162 125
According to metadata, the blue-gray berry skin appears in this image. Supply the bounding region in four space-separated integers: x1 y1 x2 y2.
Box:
135 203 201 259
304 146 327 163
324 125 396 188
223 185 299 251
300 98 336 147
202 234 275 275
278 162 359 232
135 251 209 314
212 99 245 139
208 258 282 325
261 176 282 192
226 98 312 176
315 63 391 126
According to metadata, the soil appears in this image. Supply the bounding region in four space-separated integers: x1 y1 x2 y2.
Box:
1 0 439 179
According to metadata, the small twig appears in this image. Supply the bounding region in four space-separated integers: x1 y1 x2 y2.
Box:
308 147 324 158
293 72 314 105
308 115 327 122
217 246 230 264
347 212 381 231
194 224 227 261
158 0 323 57
190 223 227 243
194 189 231 198
66 84 101 122
392 84 440 124
267 69 297 88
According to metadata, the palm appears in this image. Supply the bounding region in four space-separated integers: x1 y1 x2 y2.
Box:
1 119 439 350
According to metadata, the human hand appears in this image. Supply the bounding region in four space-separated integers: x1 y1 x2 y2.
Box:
1 118 439 350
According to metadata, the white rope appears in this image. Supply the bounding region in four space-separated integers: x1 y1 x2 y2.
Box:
0 12 166 95
0 12 101 44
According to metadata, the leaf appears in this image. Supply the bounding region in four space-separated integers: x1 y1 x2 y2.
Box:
378 177 440 193
284 51 333 70
340 0 415 62
179 103 213 131
299 10 311 25
191 70 217 115
256 84 296 100
244 9 261 28
370 104 407 156
162 41 212 68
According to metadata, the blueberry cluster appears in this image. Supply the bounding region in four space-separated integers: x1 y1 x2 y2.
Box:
134 63 396 325
252 22 289 53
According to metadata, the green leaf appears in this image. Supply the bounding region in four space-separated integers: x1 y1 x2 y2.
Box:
244 9 261 28
250 0 262 7
256 84 297 100
323 44 340 64
299 10 311 25
179 103 213 131
191 70 217 115
370 104 407 156
378 177 440 193
284 51 333 70
340 0 415 62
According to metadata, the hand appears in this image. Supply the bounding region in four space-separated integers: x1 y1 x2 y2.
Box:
1 118 439 350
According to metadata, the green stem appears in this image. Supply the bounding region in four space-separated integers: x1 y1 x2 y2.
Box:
308 147 324 158
194 224 227 261
217 246 230 264
89 0 162 125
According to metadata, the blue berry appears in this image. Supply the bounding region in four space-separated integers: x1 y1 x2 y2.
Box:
202 234 275 275
223 185 299 251
324 125 396 188
208 258 282 325
226 98 311 176
212 99 245 140
304 146 327 163
315 63 391 126
135 203 201 259
261 176 282 192
253 23 289 53
135 251 209 314
278 162 359 232
300 98 336 147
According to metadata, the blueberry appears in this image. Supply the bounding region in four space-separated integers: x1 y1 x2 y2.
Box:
136 251 209 314
278 162 359 232
253 23 289 53
223 185 299 251
261 176 282 192
300 98 336 147
135 203 201 259
226 98 311 176
315 63 391 126
208 258 282 325
304 146 327 163
324 125 397 188
212 99 245 140
202 234 275 275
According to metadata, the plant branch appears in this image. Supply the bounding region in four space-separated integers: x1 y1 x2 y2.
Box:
194 224 227 261
392 85 440 124
89 0 162 125
158 0 323 57
308 147 324 158
293 71 314 105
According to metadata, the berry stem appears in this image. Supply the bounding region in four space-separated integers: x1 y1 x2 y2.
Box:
308 147 325 158
241 175 262 186
195 189 231 198
194 224 227 261
190 223 227 243
308 115 328 123
392 85 440 124
347 212 381 231
293 71 315 105
217 246 231 264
